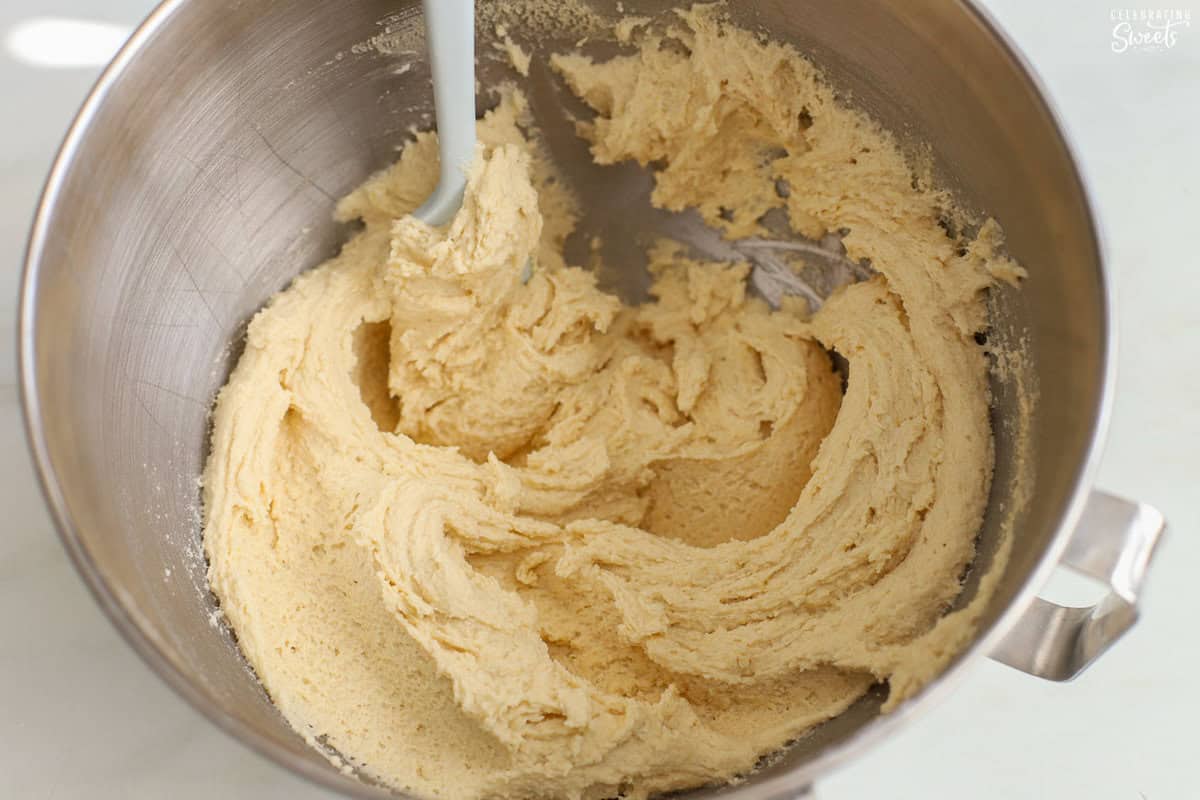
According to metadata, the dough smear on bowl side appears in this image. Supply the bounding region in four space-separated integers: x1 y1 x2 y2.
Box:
203 8 1024 799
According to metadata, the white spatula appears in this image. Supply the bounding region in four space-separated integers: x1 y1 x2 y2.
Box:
413 0 476 226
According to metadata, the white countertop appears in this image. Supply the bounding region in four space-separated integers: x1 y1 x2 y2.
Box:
2 1 1196 797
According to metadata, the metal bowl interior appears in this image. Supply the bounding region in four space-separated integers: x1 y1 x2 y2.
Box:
20 0 1109 797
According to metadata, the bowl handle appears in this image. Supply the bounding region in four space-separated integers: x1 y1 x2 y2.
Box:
988 490 1165 680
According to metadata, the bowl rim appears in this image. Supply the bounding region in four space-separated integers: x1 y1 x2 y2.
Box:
17 1 1115 797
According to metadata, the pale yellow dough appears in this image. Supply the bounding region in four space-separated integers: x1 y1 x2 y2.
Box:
204 10 1019 800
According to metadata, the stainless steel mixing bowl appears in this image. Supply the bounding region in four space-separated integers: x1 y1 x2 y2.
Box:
20 1 1165 797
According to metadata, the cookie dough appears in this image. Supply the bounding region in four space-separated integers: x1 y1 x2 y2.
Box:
204 9 1020 799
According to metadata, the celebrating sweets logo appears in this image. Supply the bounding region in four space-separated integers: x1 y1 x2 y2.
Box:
1110 8 1191 53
